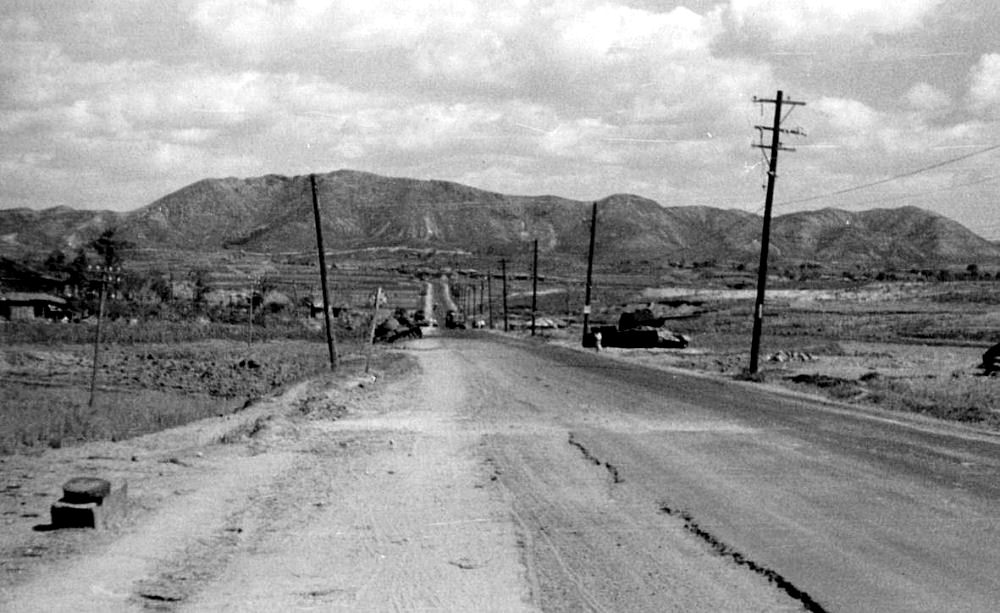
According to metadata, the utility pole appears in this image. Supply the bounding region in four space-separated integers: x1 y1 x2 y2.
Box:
479 277 485 321
246 274 260 355
365 287 382 373
487 269 494 329
582 201 598 345
311 174 338 370
501 258 509 332
531 239 539 336
88 265 120 409
749 91 806 374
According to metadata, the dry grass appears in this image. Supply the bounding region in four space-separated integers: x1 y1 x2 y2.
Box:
0 323 365 454
0 385 239 454
572 282 1000 431
0 318 328 346
864 374 1000 427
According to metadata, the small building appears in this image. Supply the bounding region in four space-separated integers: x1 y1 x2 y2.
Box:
0 292 70 321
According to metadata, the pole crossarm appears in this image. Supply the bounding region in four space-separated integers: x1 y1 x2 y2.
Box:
754 126 807 136
752 144 798 152
752 96 806 106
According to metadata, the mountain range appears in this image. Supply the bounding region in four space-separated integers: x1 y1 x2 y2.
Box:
2 169 998 267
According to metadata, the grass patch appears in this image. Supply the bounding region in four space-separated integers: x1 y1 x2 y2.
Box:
0 336 360 455
0 384 241 454
865 375 1000 427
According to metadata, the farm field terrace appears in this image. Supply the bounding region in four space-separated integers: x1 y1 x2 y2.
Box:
0 325 363 454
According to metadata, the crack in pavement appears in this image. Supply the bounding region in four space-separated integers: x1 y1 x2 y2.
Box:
567 432 625 484
565 432 827 611
658 504 829 613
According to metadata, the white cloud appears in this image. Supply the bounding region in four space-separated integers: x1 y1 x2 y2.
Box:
0 1 852 211
810 97 880 135
903 82 951 111
969 53 1000 116
183 0 734 107
726 0 944 43
3 0 1000 241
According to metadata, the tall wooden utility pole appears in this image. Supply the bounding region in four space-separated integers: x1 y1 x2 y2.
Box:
531 239 539 336
479 277 485 320
501 258 509 332
246 274 260 355
311 174 338 370
88 265 119 409
749 91 805 374
582 201 598 345
487 270 494 329
365 287 382 373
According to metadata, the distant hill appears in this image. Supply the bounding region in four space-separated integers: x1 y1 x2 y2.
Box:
0 206 123 256
2 169 998 267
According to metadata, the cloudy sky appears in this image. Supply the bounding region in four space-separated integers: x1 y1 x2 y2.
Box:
3 0 1000 237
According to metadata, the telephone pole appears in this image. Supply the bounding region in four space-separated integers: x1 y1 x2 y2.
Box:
365 287 382 373
582 201 598 345
487 269 494 329
479 277 485 320
501 258 509 332
311 174 338 370
749 90 806 374
88 265 120 409
531 239 539 336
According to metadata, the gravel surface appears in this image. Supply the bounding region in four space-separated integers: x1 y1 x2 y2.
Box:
3 333 999 612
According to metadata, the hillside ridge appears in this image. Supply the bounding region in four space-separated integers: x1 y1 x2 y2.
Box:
2 170 998 266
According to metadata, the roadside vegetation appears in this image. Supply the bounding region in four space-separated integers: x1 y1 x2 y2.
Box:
560 273 1000 431
3 236 999 452
0 335 352 454
1 232 386 454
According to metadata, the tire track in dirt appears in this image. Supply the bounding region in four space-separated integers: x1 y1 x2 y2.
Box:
567 432 624 485
452 337 809 612
0 372 371 612
179 338 534 612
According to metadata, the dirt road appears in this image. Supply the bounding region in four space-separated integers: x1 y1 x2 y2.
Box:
3 333 999 611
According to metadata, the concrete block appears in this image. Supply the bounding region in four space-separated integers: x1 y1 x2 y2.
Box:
50 478 128 530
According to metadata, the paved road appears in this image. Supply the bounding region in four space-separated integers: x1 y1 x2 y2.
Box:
448 333 1000 612
5 333 998 612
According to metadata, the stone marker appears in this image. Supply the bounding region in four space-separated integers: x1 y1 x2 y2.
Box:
51 477 128 529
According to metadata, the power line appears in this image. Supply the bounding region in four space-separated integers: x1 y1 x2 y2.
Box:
776 143 1000 207
782 173 1000 211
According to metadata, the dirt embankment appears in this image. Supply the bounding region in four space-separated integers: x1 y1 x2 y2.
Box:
1 336 560 611
0 350 413 609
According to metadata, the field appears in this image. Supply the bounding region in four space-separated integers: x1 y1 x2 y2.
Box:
544 280 1000 429
0 320 367 454
3 247 999 457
